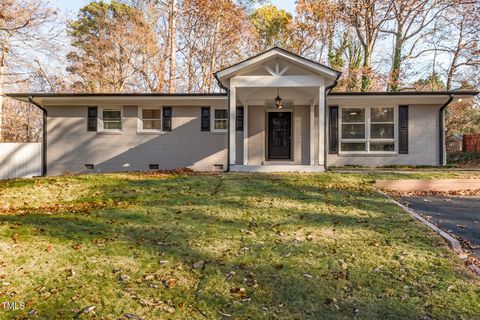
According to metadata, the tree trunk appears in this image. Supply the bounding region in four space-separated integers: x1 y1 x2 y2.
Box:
361 49 372 92
446 20 464 91
389 31 403 91
0 46 6 142
187 46 194 93
168 0 177 93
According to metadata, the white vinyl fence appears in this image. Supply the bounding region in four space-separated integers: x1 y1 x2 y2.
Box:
0 143 42 179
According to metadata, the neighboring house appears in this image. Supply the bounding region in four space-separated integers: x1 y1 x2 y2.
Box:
446 134 463 153
6 47 478 176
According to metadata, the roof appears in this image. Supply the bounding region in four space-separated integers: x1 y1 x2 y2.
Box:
329 91 478 96
215 46 341 77
214 47 342 86
5 92 228 104
6 92 227 98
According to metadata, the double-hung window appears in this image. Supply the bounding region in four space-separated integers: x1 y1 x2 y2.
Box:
341 108 366 151
141 108 162 131
213 108 228 132
101 108 122 131
340 106 396 153
369 107 395 151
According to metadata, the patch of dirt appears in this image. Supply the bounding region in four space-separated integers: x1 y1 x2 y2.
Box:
453 160 480 169
383 189 480 197
132 168 198 177
0 201 133 216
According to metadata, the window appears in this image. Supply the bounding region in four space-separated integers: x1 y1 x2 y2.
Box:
370 107 395 151
340 106 396 153
213 108 228 131
341 108 366 151
102 108 122 131
141 108 162 131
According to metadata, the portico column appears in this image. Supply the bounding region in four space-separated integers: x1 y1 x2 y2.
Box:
229 86 237 167
310 102 315 165
243 103 248 165
318 81 325 167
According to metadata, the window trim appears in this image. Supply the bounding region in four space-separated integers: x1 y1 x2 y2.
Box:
211 107 228 133
339 106 398 154
137 106 163 134
99 106 123 133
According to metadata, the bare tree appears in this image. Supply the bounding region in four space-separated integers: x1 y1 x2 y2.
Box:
0 0 58 140
441 2 479 90
380 0 453 91
178 0 247 93
337 0 394 91
167 0 177 93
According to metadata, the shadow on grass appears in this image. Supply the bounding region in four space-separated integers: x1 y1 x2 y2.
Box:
0 173 478 319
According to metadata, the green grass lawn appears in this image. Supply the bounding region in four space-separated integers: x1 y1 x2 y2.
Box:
0 172 479 319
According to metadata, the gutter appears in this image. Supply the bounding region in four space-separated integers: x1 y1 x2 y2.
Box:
438 94 454 166
213 73 231 172
324 74 342 169
28 96 47 177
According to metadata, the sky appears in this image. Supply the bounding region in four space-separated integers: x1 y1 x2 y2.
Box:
48 0 297 16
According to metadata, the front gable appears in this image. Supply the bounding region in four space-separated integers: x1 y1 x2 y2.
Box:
215 47 341 89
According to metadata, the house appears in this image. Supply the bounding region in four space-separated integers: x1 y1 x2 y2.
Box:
6 47 478 176
446 134 463 153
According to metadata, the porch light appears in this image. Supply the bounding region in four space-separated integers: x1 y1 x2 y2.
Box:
275 88 283 108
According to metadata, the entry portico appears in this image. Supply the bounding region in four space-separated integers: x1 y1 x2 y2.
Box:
215 47 341 172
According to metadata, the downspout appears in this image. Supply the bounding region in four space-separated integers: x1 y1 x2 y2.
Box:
28 96 47 176
438 93 454 166
324 73 341 170
213 73 231 172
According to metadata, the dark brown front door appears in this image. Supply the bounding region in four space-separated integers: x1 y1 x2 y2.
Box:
268 112 292 160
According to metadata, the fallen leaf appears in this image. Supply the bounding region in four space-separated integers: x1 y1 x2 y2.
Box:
123 313 144 320
144 275 155 281
225 271 235 282
120 274 130 282
230 287 247 298
162 278 176 288
77 305 95 316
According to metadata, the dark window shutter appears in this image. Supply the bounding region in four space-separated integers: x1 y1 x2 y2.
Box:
328 106 339 154
163 107 172 131
236 107 244 131
87 106 98 132
399 105 409 154
201 107 210 131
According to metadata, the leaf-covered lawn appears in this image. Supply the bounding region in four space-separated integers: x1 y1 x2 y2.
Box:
0 172 479 319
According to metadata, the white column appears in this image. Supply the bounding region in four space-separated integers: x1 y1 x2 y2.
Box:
318 82 325 167
309 102 314 165
229 86 237 167
243 103 249 165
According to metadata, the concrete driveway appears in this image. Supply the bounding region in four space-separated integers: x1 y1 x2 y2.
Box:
401 196 480 258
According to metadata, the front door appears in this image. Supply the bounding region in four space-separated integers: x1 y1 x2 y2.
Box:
268 112 292 160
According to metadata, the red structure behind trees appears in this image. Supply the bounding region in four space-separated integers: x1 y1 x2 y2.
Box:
463 134 480 153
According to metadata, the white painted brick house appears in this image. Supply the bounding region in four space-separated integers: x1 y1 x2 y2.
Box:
6 48 478 175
